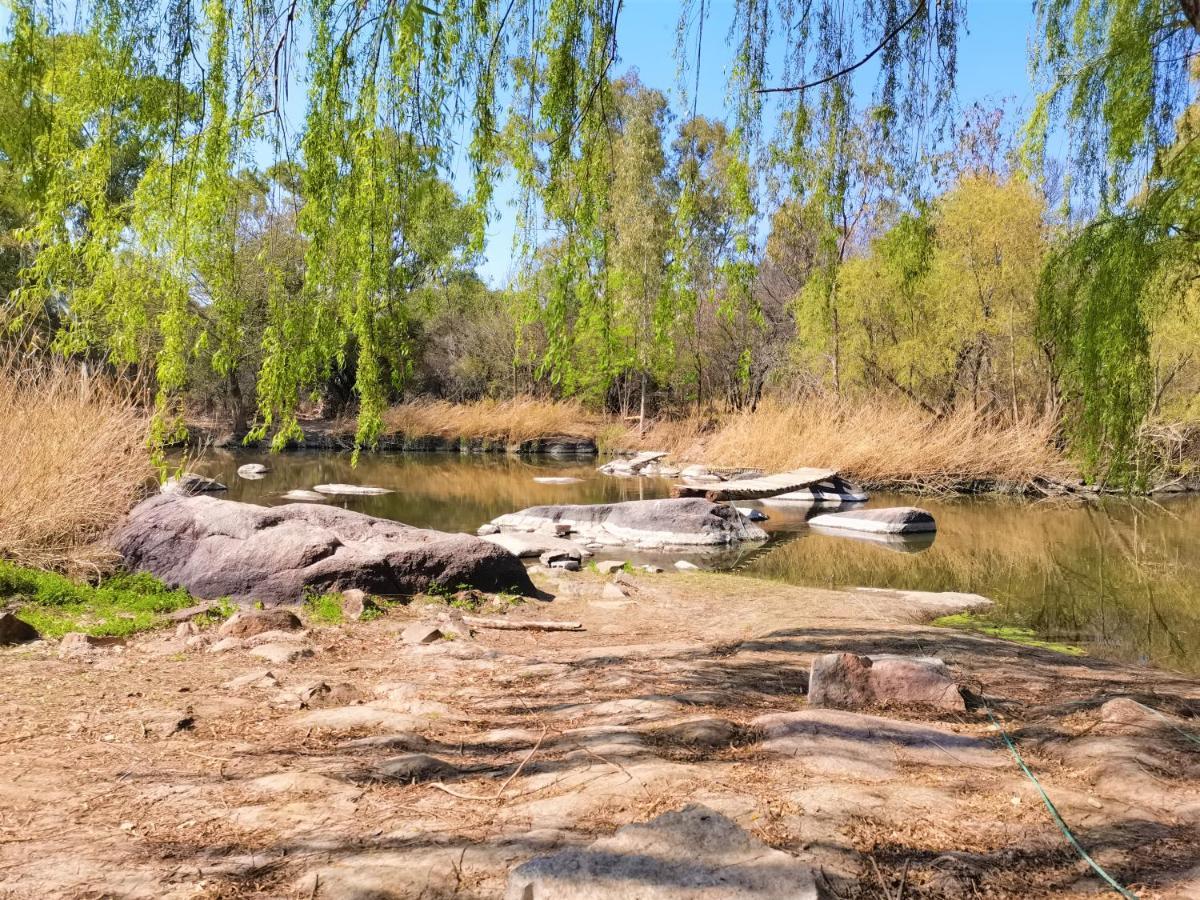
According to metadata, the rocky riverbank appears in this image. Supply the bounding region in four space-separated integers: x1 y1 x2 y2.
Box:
2 569 1197 898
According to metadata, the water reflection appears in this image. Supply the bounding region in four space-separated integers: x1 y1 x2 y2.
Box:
192 451 1200 675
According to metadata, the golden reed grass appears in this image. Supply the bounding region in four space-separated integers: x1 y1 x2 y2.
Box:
0 361 151 573
382 397 597 445
620 395 1072 490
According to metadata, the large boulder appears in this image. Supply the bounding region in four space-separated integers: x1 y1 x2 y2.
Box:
506 804 821 899
488 498 767 550
808 653 964 711
112 494 534 604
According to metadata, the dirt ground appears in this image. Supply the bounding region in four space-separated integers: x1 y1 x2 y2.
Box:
2 570 1198 899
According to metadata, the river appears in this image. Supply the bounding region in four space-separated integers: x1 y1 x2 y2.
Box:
194 449 1200 675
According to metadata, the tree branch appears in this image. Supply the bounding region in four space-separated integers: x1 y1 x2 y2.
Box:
755 0 928 95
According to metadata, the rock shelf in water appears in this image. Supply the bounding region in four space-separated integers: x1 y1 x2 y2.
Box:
489 498 767 549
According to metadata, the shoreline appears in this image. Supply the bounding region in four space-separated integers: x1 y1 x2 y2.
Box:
184 423 1200 498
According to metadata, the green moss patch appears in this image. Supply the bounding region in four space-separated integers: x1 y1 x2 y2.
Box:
0 562 197 638
933 612 1086 657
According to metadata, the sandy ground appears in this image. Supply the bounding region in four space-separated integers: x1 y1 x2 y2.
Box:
2 570 1198 899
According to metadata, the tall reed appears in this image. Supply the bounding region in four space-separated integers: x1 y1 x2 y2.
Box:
0 361 151 573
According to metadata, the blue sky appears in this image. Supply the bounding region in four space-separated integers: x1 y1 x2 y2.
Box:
475 0 1040 285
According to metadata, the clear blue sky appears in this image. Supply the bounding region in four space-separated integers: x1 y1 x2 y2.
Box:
475 0 1039 285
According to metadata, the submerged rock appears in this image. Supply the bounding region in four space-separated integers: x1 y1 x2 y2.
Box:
161 473 226 495
506 804 821 899
112 494 534 603
489 498 766 550
313 483 392 496
281 490 329 503
808 506 935 534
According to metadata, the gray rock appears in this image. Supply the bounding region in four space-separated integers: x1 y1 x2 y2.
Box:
58 633 125 657
595 560 627 575
401 623 444 645
174 621 197 639
490 498 766 549
598 451 667 476
374 753 457 782
483 531 590 559
244 628 310 648
652 717 739 749
112 494 534 604
506 804 821 899
312 483 392 496
476 523 501 536
140 708 194 738
539 548 582 568
219 608 302 638
207 636 245 653
674 560 700 571
222 669 280 690
249 642 314 664
736 507 768 521
168 601 219 622
808 653 964 711
0 612 39 645
808 506 936 534
161 473 227 495
340 588 378 620
640 564 664 574
237 463 269 479
549 558 581 571
281 490 329 502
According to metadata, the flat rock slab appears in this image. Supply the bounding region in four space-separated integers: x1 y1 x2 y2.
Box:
808 653 964 711
850 587 994 618
313 483 392 496
674 468 838 501
490 498 766 549
112 494 534 603
752 709 1003 779
506 803 822 899
161 473 226 495
483 532 592 559
808 506 935 534
281 490 329 502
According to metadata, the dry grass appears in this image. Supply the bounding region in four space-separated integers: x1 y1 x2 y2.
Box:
619 395 1072 490
0 361 152 573
381 397 597 445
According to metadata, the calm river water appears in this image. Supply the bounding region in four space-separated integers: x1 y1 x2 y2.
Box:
195 450 1200 675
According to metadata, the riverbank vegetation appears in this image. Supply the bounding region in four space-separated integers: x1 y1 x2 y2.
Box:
0 1 1197 488
0 363 151 573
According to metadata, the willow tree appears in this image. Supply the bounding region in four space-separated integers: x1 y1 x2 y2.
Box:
4 0 1196 458
1028 1 1199 481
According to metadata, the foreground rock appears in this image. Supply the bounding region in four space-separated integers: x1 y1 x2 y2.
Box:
808 506 935 534
489 498 767 549
113 494 534 603
0 612 39 645
219 609 302 638
507 804 821 899
808 652 964 711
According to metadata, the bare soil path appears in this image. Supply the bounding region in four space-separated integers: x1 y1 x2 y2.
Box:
2 571 1198 898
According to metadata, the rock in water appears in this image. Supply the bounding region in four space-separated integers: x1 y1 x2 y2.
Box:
161 473 227 495
281 490 329 502
112 494 535 603
808 652 964 711
488 498 766 549
807 506 935 534
735 507 768 521
506 804 820 899
313 483 392 496
0 612 39 645
237 463 269 479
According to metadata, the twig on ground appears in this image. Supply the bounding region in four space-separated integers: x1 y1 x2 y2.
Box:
428 729 548 801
